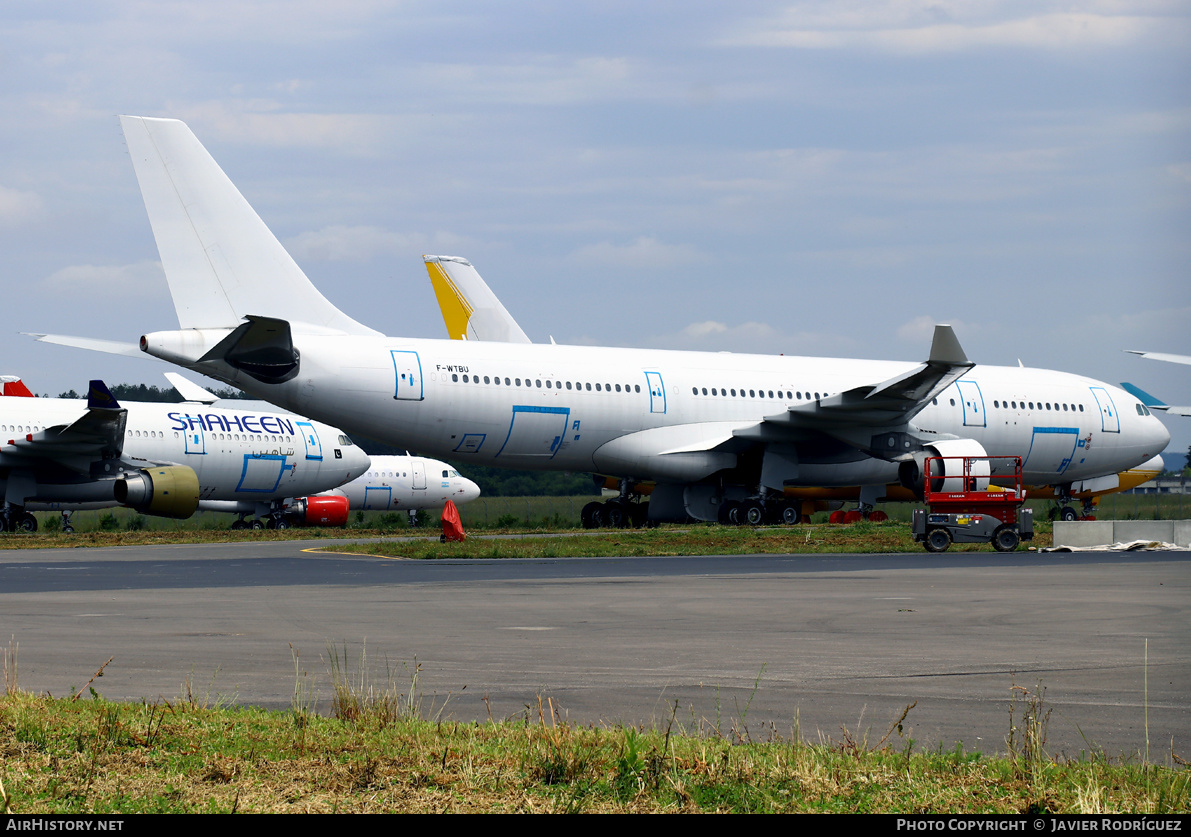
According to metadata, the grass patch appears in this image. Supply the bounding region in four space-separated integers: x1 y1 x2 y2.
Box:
325 520 1054 560
0 686 1185 813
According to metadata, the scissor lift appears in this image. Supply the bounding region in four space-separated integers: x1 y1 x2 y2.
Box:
911 455 1033 553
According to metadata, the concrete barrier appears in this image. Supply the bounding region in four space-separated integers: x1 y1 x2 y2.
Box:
1052 520 1191 548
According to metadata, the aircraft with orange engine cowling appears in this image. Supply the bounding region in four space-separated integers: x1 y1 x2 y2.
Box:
0 375 369 532
34 116 1172 537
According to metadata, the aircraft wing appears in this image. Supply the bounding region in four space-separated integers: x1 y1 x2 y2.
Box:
752 325 974 441
1125 350 1191 366
0 381 127 472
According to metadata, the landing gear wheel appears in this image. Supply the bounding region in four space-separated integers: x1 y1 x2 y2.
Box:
743 500 766 526
250 519 265 530
924 528 952 553
604 500 629 529
581 501 604 530
15 512 37 533
1059 506 1077 522
274 517 291 530
780 504 799 525
62 525 74 534
231 519 247 531
992 525 1020 553
717 500 741 526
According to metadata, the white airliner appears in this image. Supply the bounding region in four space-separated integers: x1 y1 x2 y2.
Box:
0 377 369 532
39 116 1172 533
322 454 480 516
156 374 480 525
423 256 1167 523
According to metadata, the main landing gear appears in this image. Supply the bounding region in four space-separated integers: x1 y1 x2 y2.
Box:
581 479 649 529
231 502 294 530
1 504 38 533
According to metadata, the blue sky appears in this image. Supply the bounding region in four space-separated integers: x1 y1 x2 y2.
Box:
3 1 1189 455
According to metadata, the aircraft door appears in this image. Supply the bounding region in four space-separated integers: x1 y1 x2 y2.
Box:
645 371 666 414
956 381 986 428
296 421 324 460
1089 387 1120 433
412 459 426 490
391 351 424 401
183 417 205 455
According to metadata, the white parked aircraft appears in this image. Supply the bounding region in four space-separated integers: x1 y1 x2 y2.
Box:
322 454 480 515
423 256 1167 523
0 377 369 532
44 116 1173 532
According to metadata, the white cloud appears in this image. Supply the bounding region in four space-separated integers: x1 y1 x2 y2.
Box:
646 319 858 356
896 315 984 344
164 101 407 155
41 261 167 298
1167 163 1191 184
0 185 45 225
570 236 702 268
285 225 475 263
412 56 644 106
727 3 1186 52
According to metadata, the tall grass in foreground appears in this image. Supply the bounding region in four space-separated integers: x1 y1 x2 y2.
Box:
0 645 1186 814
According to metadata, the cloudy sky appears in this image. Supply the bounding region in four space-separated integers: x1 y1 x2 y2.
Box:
3 1 1189 455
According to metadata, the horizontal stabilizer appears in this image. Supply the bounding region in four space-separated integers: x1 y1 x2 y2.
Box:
120 115 380 336
27 333 145 358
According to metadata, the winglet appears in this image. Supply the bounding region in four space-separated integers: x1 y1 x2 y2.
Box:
1120 382 1168 408
164 372 219 404
928 325 968 366
87 380 121 411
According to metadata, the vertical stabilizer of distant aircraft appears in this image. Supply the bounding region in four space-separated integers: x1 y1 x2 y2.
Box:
424 255 532 343
119 115 380 337
0 377 34 397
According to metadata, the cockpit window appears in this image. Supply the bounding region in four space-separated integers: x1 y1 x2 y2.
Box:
337 435 354 446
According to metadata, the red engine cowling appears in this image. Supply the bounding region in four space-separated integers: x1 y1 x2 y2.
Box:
287 495 350 527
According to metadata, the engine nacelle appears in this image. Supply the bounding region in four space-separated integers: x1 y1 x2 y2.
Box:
287 495 350 527
897 439 989 499
114 465 201 519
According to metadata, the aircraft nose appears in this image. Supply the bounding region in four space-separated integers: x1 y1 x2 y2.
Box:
1148 416 1171 453
349 449 371 479
458 478 481 502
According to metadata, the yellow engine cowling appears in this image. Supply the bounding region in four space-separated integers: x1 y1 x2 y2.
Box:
114 465 201 519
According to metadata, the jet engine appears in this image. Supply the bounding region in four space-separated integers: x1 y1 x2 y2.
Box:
897 439 990 499
287 495 350 527
114 465 201 519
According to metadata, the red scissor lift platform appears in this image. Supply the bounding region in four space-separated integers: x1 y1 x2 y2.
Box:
911 455 1033 553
